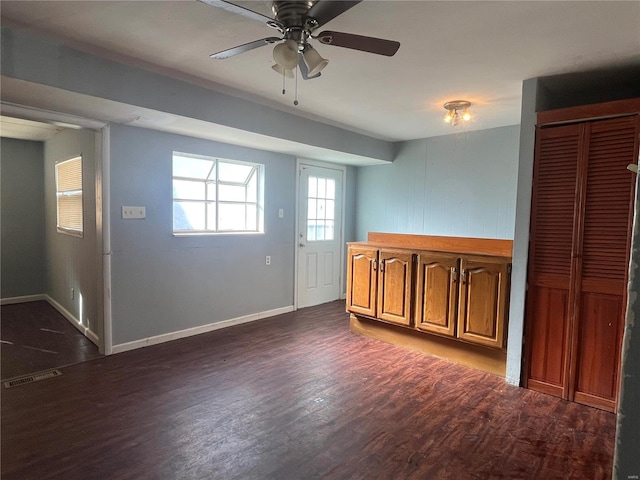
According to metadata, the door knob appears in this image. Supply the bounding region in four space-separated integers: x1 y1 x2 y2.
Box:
299 243 306 248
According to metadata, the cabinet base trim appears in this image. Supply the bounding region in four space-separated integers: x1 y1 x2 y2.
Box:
350 314 506 377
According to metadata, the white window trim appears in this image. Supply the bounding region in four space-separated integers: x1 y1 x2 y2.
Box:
172 152 265 235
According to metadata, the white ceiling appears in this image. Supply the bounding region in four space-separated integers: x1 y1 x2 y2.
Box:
1 0 639 142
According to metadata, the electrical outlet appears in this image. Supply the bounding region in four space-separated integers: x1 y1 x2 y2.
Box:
122 206 146 219
266 256 271 266
278 208 284 218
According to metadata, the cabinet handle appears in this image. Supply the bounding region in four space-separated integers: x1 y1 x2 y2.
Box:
451 266 458 283
380 260 385 272
373 259 377 271
461 269 467 285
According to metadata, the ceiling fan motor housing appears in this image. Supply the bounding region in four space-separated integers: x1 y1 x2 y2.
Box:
271 1 316 27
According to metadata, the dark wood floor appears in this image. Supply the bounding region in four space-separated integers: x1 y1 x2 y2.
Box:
1 301 615 479
1 301 102 380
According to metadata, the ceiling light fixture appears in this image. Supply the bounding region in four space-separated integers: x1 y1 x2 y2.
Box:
443 100 472 126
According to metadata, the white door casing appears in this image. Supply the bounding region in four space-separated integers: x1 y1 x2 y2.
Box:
296 163 344 308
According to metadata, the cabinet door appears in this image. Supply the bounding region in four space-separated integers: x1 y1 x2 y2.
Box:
414 252 458 337
457 257 509 349
377 250 413 326
346 246 378 317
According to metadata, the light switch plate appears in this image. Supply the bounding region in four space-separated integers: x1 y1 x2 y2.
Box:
122 206 146 219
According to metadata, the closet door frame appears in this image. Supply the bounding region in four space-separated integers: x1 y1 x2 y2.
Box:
526 98 640 411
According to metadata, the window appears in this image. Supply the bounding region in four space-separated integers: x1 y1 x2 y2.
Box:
172 152 264 234
55 156 83 237
307 175 335 241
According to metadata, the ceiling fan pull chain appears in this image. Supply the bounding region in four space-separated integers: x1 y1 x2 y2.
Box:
294 65 299 106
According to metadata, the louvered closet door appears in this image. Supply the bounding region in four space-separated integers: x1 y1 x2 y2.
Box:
526 114 639 412
525 124 581 398
572 116 638 411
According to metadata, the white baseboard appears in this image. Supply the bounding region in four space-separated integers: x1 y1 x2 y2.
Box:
340 292 346 300
1 294 46 305
45 295 100 347
112 305 295 354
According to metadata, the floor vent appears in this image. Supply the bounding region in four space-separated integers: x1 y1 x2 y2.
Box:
3 369 62 388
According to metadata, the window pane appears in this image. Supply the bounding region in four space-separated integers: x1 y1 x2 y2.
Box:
307 220 316 241
325 220 334 241
218 203 246 231
307 199 317 220
316 220 325 241
206 202 217 231
246 170 257 203
317 178 326 198
173 155 213 180
317 199 326 220
246 205 257 231
218 161 254 183
326 200 335 220
326 179 335 200
206 182 216 201
308 177 317 197
173 179 205 200
219 184 246 202
173 201 205 230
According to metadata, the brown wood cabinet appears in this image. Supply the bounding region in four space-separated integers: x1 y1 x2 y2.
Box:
526 105 640 412
347 241 511 350
414 252 510 349
346 246 412 326
457 256 510 349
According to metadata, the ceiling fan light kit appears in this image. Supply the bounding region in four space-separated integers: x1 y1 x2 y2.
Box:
444 100 472 126
301 45 328 76
202 0 400 104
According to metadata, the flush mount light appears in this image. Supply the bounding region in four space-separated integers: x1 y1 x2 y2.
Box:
443 100 472 126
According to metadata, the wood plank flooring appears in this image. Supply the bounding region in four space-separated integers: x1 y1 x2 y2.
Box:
1 301 102 380
1 301 615 479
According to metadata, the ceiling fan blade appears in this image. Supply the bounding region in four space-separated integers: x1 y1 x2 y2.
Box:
307 1 362 28
210 37 281 59
316 31 400 56
198 0 283 29
298 55 321 80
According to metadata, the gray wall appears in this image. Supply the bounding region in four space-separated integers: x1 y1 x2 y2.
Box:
109 125 297 345
44 129 100 338
355 125 520 241
0 137 45 298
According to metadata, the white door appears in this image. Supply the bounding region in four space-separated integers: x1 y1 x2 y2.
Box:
297 164 343 308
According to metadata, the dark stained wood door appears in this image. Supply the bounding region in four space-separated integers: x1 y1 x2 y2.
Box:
526 123 581 399
571 116 638 411
526 114 639 412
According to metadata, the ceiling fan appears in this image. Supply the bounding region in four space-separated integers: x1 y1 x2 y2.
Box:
199 0 400 82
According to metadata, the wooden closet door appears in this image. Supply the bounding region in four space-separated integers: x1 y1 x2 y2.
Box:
571 116 639 411
525 124 582 398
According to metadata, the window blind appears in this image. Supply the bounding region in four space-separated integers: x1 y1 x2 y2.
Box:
56 156 83 235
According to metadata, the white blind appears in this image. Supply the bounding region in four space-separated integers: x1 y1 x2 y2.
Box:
56 156 83 234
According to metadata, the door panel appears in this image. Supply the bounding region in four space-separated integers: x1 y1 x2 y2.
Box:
526 282 569 393
346 247 377 317
525 124 580 397
414 253 458 337
377 250 412 326
457 258 508 349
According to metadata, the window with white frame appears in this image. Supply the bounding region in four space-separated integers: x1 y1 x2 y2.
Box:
172 152 264 234
55 156 83 237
